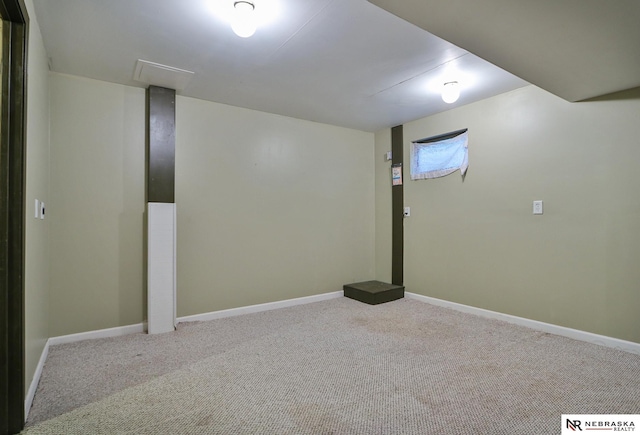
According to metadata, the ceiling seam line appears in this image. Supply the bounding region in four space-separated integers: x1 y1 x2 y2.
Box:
368 52 469 98
266 0 338 60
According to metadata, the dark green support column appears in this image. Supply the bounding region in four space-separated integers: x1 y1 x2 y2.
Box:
391 125 404 286
147 86 175 203
146 85 177 335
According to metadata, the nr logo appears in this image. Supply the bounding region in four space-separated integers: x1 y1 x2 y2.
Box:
566 419 582 431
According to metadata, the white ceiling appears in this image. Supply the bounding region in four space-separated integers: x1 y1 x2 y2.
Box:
370 0 640 102
32 0 529 132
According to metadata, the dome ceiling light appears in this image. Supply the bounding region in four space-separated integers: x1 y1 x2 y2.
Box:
441 81 460 104
231 1 257 38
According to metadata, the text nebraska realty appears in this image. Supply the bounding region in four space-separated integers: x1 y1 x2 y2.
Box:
567 419 635 431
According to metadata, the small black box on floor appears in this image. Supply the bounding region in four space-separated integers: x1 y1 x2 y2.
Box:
343 280 404 305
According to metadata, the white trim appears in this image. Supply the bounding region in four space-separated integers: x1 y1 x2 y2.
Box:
25 290 637 419
24 292 343 419
48 323 145 346
25 339 50 421
25 323 144 420
405 292 640 356
177 291 344 323
44 292 342 345
147 202 177 334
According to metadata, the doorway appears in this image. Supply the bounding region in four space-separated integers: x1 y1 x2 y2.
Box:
0 0 27 433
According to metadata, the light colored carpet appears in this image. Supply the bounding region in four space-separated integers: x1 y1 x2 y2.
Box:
23 297 640 434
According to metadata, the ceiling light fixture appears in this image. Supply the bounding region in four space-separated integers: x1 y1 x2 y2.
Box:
231 1 257 38
441 81 460 104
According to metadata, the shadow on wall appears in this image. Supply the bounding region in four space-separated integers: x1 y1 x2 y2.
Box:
583 86 640 102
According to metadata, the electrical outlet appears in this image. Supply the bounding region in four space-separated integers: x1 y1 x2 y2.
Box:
533 200 543 215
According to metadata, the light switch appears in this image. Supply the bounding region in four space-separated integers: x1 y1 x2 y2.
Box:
403 206 411 217
40 201 45 219
533 200 543 215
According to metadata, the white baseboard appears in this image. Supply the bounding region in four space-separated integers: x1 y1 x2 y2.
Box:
48 323 145 346
45 292 344 346
25 291 343 419
24 290 638 420
25 323 145 420
405 292 640 356
177 291 344 323
25 339 50 421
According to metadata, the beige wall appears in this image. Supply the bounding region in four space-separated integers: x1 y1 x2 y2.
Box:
374 129 392 283
24 0 51 394
48 53 640 347
49 74 146 336
47 75 375 333
376 84 640 343
176 96 375 316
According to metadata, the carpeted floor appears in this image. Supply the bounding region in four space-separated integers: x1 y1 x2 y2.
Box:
23 297 640 434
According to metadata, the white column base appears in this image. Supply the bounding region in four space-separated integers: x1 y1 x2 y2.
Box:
147 202 176 334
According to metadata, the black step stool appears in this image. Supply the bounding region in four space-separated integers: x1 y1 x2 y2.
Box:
343 280 404 305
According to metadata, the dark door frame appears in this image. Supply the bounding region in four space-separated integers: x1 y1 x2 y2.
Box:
0 0 27 433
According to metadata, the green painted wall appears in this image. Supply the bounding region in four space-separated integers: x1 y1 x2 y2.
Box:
49 74 146 337
48 74 375 335
375 84 640 343
24 0 51 395
175 96 375 316
46 55 640 347
374 128 392 283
